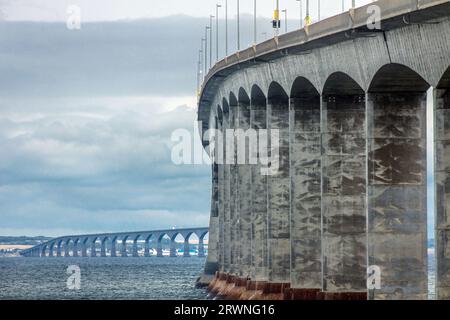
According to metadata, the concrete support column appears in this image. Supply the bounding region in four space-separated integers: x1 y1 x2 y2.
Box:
266 96 291 284
132 240 139 257
157 239 163 257
121 239 128 257
170 238 177 257
250 99 268 281
91 241 97 257
101 240 107 257
321 93 367 297
49 245 54 257
289 96 322 293
367 92 427 299
436 87 450 299
144 239 151 257
81 241 88 257
56 244 62 257
184 239 190 257
110 239 117 257
223 113 232 273
229 104 240 275
65 242 70 257
73 241 79 257
199 237 206 257
237 101 252 277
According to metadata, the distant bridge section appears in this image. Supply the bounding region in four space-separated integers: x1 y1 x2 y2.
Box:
20 228 209 258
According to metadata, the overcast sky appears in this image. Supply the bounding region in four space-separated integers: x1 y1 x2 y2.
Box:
0 0 434 238
1 0 374 21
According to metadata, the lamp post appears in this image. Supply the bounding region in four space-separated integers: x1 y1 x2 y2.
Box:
342 0 345 12
296 0 303 29
306 0 311 26
204 26 209 75
318 0 321 21
209 15 214 69
282 9 287 33
225 0 228 56
274 0 280 37
216 4 221 62
253 0 257 44
237 0 240 51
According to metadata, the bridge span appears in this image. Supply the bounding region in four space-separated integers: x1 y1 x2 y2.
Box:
20 227 209 258
197 0 450 300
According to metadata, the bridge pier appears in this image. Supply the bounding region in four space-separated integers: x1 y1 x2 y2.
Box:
321 74 367 299
101 239 107 257
56 242 62 257
198 237 205 257
157 239 163 257
223 103 232 274
65 241 70 257
436 71 450 299
144 238 151 257
265 83 291 296
121 238 128 257
132 239 139 257
237 93 252 277
91 240 97 257
367 65 428 300
250 87 268 282
81 240 88 257
183 239 190 257
170 238 177 257
289 80 322 296
48 244 54 257
110 238 117 257
73 240 79 257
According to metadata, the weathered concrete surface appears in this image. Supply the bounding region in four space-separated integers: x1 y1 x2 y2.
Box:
250 99 268 282
267 95 291 284
435 82 450 299
223 110 232 273
321 92 367 295
237 101 253 277
368 92 428 300
290 95 322 290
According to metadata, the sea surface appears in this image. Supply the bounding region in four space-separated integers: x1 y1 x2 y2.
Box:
0 257 208 300
0 253 437 300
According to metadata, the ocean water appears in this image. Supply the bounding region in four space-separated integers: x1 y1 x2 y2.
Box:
0 253 437 300
0 257 208 300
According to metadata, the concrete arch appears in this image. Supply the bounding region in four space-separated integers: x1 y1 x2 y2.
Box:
120 235 129 257
90 237 100 257
222 98 230 116
369 63 430 93
229 92 238 108
73 238 81 257
323 72 365 96
290 76 320 98
110 236 118 257
100 237 109 257
81 238 89 257
268 81 289 102
238 88 250 105
48 242 55 257
437 66 450 89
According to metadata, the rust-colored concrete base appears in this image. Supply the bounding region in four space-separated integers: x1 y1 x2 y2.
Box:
206 273 368 300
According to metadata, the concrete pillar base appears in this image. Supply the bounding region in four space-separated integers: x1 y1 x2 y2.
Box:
322 292 367 300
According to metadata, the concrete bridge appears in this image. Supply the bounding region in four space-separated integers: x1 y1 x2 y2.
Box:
20 227 208 258
197 0 450 300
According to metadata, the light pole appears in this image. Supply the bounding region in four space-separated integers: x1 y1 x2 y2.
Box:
352 0 356 8
225 0 228 56
201 39 205 80
204 26 210 75
274 0 280 37
282 9 287 33
253 0 257 44
209 15 214 69
237 0 240 51
216 4 221 62
306 0 311 26
342 0 345 12
318 0 321 21
296 0 303 29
